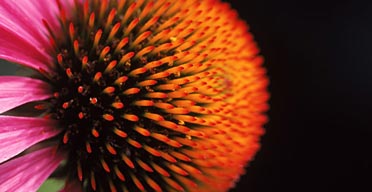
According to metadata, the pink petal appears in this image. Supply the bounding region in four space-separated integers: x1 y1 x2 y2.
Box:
0 76 52 114
0 0 76 71
0 116 60 164
0 27 53 72
0 147 64 191
0 2 54 71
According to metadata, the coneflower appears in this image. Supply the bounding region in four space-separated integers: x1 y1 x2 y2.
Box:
0 0 269 191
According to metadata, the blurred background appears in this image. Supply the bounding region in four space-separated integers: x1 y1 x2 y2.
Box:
227 0 372 191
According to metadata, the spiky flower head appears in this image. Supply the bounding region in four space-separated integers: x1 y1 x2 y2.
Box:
0 0 269 192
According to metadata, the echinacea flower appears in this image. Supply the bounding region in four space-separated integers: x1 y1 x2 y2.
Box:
0 0 269 191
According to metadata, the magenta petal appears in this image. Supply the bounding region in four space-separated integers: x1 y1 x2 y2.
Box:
0 0 75 71
0 76 52 114
0 1 58 47
0 147 64 191
0 27 54 72
0 0 79 71
0 116 60 164
0 2 56 71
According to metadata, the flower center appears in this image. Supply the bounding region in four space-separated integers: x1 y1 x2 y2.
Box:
49 1 191 191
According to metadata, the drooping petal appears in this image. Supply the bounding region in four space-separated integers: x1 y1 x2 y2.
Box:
0 147 64 192
0 2 54 71
0 0 76 71
0 116 60 164
0 76 52 114
0 27 53 72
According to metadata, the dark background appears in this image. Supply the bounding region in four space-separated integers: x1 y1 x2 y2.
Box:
226 0 372 192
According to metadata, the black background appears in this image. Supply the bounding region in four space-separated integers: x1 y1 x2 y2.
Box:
226 0 372 192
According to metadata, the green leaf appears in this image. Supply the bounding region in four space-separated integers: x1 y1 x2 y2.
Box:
37 178 65 192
